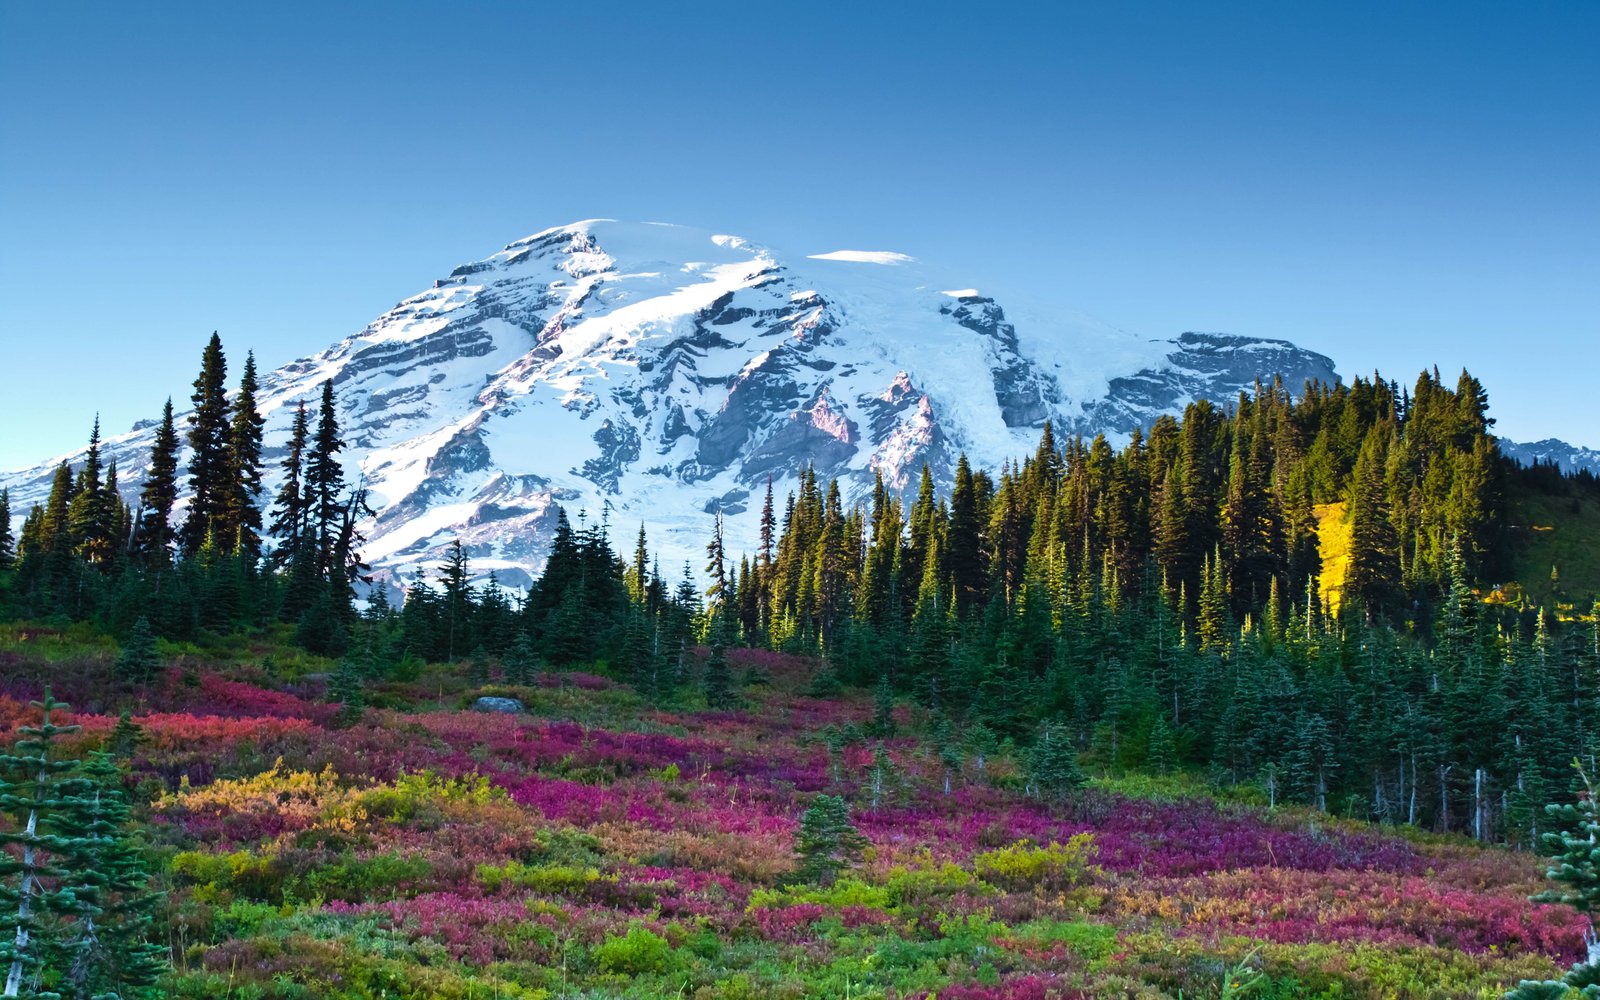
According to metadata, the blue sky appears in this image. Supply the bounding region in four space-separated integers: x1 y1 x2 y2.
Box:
2 2 1596 469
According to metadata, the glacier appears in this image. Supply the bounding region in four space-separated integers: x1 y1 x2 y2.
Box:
0 219 1342 595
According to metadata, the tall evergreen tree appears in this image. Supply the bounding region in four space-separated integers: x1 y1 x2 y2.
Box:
223 351 266 560
134 399 181 564
305 380 346 579
0 692 94 998
179 332 232 557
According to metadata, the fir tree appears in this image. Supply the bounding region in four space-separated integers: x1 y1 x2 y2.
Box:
107 712 146 761
0 489 12 572
328 654 366 727
114 618 160 686
792 794 867 886
0 691 93 998
66 418 116 568
268 402 310 565
1028 720 1087 802
134 400 180 564
504 631 537 687
702 623 732 709
1147 715 1179 774
50 752 167 999
223 351 266 560
179 332 231 558
305 380 346 579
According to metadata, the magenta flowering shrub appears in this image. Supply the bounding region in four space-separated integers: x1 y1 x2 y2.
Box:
9 652 1584 999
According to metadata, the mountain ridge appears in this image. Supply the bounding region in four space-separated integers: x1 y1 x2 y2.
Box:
0 219 1365 590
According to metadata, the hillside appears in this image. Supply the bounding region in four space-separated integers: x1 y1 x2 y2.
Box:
0 627 1589 1000
1500 468 1600 613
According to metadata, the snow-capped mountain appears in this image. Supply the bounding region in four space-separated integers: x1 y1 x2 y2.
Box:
1 220 1340 591
1499 438 1600 476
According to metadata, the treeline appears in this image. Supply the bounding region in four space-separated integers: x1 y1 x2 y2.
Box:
377 369 1600 844
0 333 368 645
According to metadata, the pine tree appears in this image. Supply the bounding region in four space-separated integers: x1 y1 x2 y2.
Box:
793 794 867 886
179 332 232 557
134 399 181 565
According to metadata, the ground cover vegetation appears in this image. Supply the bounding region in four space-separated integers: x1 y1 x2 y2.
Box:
1 336 1599 996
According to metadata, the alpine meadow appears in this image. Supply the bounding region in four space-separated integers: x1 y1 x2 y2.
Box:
3 5 1600 1000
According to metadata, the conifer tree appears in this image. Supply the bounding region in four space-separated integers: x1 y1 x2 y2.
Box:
1029 720 1087 801
1147 715 1179 774
179 332 231 557
135 399 181 564
107 712 146 761
0 489 12 572
328 654 366 727
115 618 160 686
223 351 265 560
703 621 732 709
504 631 537 687
268 401 310 566
50 752 167 998
0 691 93 998
67 418 116 568
1346 428 1401 621
793 794 867 887
305 380 346 578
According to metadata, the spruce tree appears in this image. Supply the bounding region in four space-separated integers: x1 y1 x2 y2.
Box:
793 794 867 886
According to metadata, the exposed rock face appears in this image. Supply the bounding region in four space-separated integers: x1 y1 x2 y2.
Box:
1499 438 1600 476
471 696 525 714
0 220 1344 592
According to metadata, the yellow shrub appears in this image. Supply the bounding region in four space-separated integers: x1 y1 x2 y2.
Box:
972 833 1098 890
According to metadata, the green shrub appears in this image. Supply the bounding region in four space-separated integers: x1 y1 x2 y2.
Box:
592 924 673 975
972 833 1098 890
477 860 608 895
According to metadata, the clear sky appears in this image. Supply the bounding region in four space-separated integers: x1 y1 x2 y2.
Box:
2 2 1596 470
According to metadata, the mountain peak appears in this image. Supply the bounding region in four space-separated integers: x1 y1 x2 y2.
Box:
2 220 1343 592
